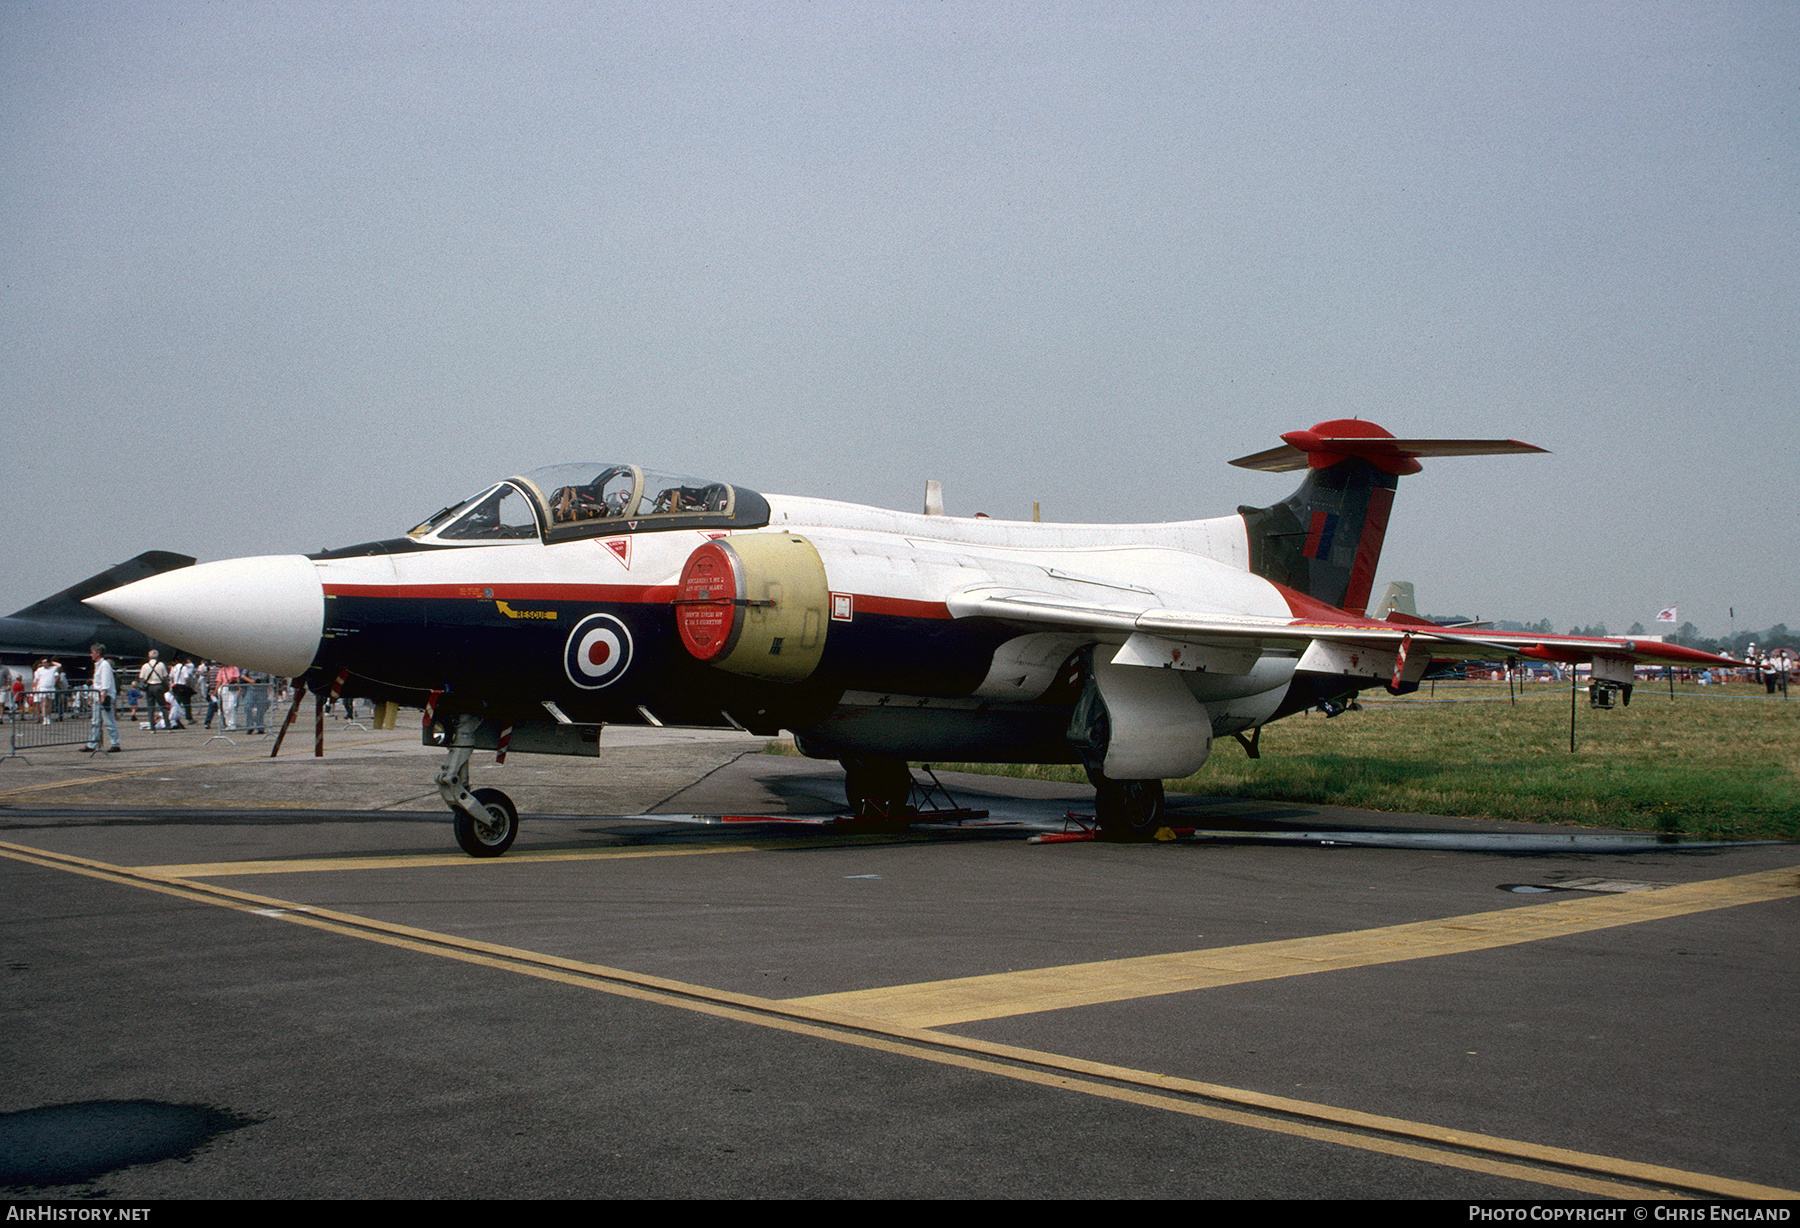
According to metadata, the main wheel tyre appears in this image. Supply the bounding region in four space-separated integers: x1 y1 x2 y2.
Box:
1089 774 1166 841
841 757 914 818
454 787 519 857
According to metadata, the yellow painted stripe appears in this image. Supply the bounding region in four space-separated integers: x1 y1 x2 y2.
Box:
139 831 924 878
142 832 920 878
786 866 1800 1027
141 844 766 876
2 837 1792 1200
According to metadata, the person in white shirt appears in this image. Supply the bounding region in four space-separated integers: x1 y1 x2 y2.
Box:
31 659 54 723
84 644 121 753
170 658 197 722
138 651 170 731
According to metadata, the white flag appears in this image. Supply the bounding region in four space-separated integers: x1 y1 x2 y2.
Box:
1656 607 1678 624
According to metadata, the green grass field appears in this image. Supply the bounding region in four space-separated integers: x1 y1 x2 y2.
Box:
929 681 1800 840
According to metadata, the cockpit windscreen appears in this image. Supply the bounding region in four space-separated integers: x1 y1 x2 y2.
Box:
410 463 767 544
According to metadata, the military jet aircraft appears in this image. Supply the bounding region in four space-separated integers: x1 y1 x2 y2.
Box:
1 551 195 665
85 420 1743 855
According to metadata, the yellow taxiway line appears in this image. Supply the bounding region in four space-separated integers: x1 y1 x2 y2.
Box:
140 845 766 876
3 837 1796 1199
140 833 919 878
785 866 1800 1026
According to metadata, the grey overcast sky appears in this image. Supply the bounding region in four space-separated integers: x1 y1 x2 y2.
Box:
2 1 1794 635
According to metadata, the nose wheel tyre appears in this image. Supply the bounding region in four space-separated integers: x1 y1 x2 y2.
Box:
454 787 519 858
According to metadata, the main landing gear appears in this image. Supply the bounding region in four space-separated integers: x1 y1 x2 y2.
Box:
437 715 519 857
840 756 915 820
1086 768 1166 841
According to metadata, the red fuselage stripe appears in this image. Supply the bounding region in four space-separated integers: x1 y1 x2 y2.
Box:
1273 581 1362 623
850 594 952 620
321 583 951 619
323 583 679 602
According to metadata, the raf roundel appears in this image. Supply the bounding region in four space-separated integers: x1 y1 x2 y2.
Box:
563 613 634 689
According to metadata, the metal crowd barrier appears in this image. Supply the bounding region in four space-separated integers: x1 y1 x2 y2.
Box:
6 688 101 760
202 681 281 745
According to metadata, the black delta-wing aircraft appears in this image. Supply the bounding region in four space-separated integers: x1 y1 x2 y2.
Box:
87 420 1742 855
1 551 195 665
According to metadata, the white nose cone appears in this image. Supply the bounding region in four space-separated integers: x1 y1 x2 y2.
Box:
86 554 325 677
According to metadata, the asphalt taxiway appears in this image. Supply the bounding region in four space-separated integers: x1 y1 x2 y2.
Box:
2 720 1796 1199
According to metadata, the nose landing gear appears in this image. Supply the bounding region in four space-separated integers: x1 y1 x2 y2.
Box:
437 714 519 857
454 787 519 857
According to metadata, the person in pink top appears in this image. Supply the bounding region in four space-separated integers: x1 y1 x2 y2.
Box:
216 659 241 727
214 664 242 730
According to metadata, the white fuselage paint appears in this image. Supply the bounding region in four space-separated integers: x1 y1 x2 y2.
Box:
91 494 1300 757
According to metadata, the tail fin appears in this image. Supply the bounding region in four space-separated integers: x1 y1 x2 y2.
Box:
1231 420 1543 616
1375 580 1417 619
9 551 195 620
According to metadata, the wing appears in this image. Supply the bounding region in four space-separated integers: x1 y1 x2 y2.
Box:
951 585 1495 688
1401 627 1745 669
949 586 1745 689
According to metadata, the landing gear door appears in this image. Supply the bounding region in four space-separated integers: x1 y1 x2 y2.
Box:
1067 646 1213 781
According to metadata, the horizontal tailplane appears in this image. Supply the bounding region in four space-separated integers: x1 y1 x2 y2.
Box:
1229 419 1544 476
1234 419 1544 615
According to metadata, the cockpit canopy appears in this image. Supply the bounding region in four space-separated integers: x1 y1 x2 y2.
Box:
409 463 769 545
